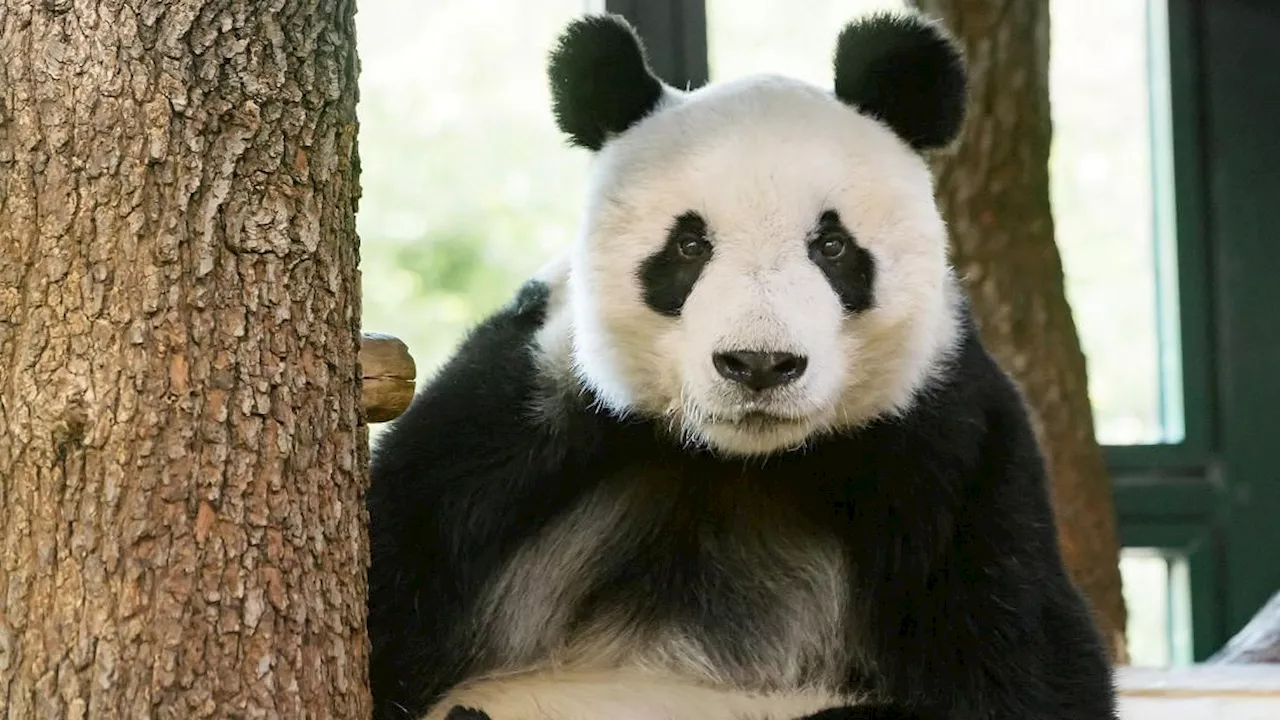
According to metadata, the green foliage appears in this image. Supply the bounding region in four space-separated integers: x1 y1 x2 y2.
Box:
355 0 589 378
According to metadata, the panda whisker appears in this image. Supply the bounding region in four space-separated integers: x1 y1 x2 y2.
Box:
675 394 703 448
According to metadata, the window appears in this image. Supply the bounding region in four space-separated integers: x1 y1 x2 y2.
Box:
1050 0 1184 447
1121 547 1194 667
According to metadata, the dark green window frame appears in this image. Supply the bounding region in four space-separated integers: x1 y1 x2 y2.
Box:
1108 0 1226 662
1114 0 1280 661
607 0 1280 662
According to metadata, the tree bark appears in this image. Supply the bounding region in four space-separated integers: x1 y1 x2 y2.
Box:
907 0 1129 662
0 0 368 717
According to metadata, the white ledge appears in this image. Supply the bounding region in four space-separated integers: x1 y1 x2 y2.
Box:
1117 665 1280 719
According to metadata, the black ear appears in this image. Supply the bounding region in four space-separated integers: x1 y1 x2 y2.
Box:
832 11 967 151
547 14 666 151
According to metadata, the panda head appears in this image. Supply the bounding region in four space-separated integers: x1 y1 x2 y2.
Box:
546 10 968 457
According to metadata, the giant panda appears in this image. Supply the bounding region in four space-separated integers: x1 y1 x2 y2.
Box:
366 9 1119 720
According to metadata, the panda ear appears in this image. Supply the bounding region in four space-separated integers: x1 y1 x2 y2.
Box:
832 11 967 151
547 14 666 151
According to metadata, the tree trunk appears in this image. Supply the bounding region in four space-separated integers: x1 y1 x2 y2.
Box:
907 0 1129 662
0 0 368 716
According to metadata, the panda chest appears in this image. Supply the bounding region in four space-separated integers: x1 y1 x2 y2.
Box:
475 476 854 689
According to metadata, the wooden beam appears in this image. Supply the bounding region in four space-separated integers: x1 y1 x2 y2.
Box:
361 332 416 423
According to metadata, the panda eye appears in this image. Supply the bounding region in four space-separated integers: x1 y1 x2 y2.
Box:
677 233 712 260
814 231 848 260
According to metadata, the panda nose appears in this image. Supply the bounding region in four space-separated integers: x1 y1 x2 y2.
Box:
712 350 808 391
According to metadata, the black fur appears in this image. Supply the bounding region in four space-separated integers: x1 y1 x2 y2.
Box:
833 12 967 151
547 14 665 151
640 211 714 316
808 210 876 313
366 277 1118 720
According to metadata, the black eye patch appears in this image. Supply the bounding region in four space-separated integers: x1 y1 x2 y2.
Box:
808 210 876 313
638 211 713 316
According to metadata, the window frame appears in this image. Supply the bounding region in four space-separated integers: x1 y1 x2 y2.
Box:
1107 0 1229 662
1106 0 1214 474
603 0 708 89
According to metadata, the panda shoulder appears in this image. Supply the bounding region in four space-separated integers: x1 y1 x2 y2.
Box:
521 254 585 423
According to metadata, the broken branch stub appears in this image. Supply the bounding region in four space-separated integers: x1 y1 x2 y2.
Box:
361 332 417 423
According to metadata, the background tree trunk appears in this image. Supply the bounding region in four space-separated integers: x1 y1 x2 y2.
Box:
0 0 368 716
907 0 1129 662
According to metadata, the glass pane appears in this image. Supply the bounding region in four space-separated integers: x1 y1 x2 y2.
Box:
1120 547 1192 667
355 0 593 388
707 0 1185 447
1050 0 1183 445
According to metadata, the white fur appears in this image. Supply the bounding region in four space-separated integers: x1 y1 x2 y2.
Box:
430 475 856 720
421 670 860 720
529 254 581 423
471 478 852 690
561 75 961 457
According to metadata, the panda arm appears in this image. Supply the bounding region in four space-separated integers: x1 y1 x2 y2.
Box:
863 373 1117 720
367 278 597 720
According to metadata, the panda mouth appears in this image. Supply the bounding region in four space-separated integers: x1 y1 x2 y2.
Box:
694 407 817 454
710 410 807 431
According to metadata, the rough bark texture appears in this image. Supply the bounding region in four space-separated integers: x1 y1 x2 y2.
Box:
0 0 368 717
1209 591 1280 664
907 0 1129 662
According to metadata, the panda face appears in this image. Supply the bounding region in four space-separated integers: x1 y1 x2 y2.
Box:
547 12 968 456
566 78 960 455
